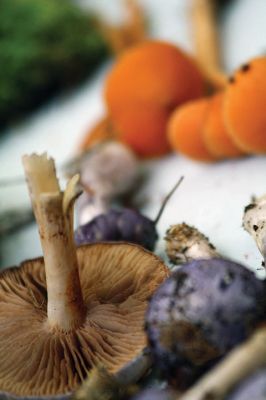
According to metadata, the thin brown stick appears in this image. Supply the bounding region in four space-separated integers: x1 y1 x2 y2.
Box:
154 177 184 225
191 0 227 89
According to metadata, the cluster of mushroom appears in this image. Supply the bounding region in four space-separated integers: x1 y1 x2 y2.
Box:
76 1 265 163
168 57 266 162
73 188 266 400
79 37 266 163
1 153 266 400
131 198 266 399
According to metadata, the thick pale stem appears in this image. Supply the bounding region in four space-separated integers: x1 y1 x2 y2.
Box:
191 0 227 89
22 154 85 331
180 328 266 400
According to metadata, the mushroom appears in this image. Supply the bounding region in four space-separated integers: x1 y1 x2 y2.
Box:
165 223 219 265
75 178 184 252
0 153 168 397
203 92 244 159
167 98 216 162
224 57 266 153
65 141 139 225
105 40 204 158
145 258 266 389
243 193 266 268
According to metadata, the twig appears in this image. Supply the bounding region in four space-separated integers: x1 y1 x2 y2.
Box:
154 177 184 225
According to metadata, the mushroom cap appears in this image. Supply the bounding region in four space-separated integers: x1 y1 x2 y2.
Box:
203 92 244 158
167 98 215 162
104 40 204 157
224 57 266 153
0 242 168 398
146 258 266 378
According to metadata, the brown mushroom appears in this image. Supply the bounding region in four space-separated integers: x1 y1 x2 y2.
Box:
0 153 168 398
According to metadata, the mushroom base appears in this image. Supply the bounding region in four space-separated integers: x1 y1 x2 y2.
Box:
0 243 168 397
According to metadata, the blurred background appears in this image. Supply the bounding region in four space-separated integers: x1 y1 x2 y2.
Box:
1 0 266 274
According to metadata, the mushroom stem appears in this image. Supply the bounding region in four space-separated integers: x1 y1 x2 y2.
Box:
243 195 266 267
191 0 227 89
23 153 85 331
165 223 219 265
179 328 266 400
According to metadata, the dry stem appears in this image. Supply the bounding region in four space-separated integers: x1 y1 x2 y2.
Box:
191 0 227 89
180 328 266 400
23 153 85 331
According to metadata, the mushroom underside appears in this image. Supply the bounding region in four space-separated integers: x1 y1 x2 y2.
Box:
0 243 168 397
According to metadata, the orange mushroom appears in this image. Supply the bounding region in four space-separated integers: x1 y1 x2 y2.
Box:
167 98 215 162
105 40 205 157
203 92 244 158
224 57 266 153
112 102 171 157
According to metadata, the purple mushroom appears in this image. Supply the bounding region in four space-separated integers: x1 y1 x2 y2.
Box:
75 178 183 251
75 208 158 251
145 258 266 379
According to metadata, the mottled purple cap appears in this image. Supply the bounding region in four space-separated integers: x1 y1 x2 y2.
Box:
75 208 158 251
145 258 266 377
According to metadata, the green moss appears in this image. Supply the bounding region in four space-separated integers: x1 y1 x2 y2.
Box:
0 0 108 127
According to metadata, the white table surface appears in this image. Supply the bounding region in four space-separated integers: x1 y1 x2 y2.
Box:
0 0 266 279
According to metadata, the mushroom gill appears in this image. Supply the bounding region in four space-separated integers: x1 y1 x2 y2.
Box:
0 154 168 397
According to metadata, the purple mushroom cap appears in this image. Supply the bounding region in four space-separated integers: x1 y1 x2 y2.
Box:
227 369 266 400
145 258 266 378
75 208 158 251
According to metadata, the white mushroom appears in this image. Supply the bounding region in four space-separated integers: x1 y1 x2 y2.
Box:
243 194 266 266
165 223 219 265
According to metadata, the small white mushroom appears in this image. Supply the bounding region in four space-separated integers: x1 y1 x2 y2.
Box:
165 223 219 265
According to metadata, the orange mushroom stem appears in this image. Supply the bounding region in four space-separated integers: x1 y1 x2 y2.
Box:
22 154 85 331
191 0 227 89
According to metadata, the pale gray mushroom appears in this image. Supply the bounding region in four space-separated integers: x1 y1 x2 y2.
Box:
67 141 139 225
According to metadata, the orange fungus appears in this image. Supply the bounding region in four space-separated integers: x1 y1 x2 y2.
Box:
105 40 205 157
224 57 266 153
167 98 215 162
204 92 244 158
